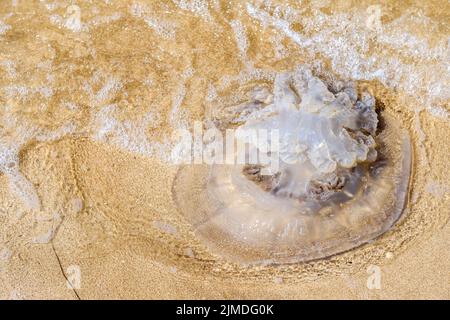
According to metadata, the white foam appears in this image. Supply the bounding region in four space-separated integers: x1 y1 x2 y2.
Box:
49 11 88 33
130 2 177 39
0 19 11 35
246 4 450 113
271 33 288 60
173 0 212 22
169 67 194 129
230 20 249 60
426 105 449 120
35 122 76 142
0 103 76 211
37 86 53 99
129 2 146 18
88 13 122 27
95 78 122 103
0 142 40 210
3 85 29 101
144 17 177 40
90 104 168 158
1 60 17 78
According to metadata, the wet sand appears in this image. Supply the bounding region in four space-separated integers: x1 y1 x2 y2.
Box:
0 0 448 299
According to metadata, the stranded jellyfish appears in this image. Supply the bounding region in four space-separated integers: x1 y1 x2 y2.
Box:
173 68 411 265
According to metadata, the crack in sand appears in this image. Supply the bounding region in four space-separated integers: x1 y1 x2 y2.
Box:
49 211 81 300
51 242 81 300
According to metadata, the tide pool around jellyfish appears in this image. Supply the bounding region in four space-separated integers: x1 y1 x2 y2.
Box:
173 68 412 265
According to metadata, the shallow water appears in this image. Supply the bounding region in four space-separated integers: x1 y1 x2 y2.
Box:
0 0 448 299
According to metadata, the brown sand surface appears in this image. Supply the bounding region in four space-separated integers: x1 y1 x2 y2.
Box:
0 0 448 299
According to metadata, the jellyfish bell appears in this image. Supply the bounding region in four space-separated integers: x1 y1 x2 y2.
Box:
173 69 411 265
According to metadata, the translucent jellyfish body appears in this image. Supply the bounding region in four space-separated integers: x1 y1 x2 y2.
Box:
173 69 411 265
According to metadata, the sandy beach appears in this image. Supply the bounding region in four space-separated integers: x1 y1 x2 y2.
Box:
0 0 448 299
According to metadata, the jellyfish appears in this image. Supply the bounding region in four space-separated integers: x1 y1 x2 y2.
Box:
173 68 411 265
